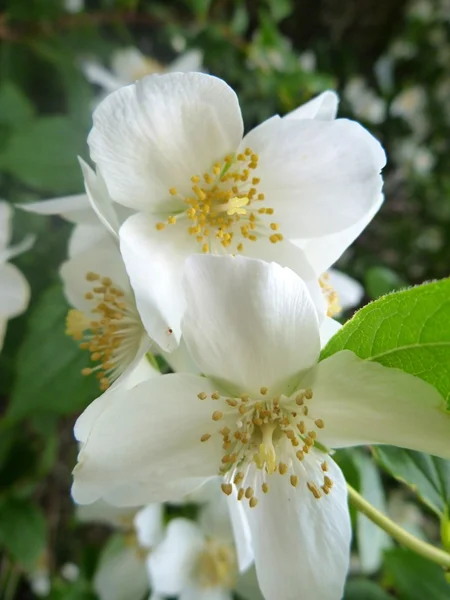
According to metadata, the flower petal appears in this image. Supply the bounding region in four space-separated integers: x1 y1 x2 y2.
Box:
72 373 223 505
119 213 197 351
134 504 164 550
242 238 326 321
328 269 364 311
226 491 254 572
284 90 338 121
0 234 35 264
0 262 30 319
302 351 450 457
242 117 386 239
293 194 384 274
76 500 137 529
0 201 12 249
180 587 233 600
88 72 243 211
68 223 109 258
147 518 204 595
17 194 96 225
242 455 351 600
0 318 7 353
94 539 149 600
320 317 342 347
182 254 321 396
81 59 124 92
79 158 121 237
167 49 203 73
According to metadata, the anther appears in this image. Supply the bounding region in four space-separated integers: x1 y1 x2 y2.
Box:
260 386 268 395
315 419 325 429
290 475 299 487
221 483 232 496
200 434 211 442
321 461 329 472
249 497 258 508
169 187 178 195
212 411 223 421
198 392 208 400
305 388 313 399
211 392 220 400
278 463 288 475
262 483 269 494
245 487 254 499
237 488 245 501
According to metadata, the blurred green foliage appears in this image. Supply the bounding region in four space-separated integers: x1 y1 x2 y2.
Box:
1 0 450 598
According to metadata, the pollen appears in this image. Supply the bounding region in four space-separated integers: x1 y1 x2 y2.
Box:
156 148 283 253
319 273 342 317
66 272 141 391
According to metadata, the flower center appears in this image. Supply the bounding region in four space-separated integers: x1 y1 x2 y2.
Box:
196 540 237 589
155 148 283 253
198 387 333 507
319 273 341 317
65 271 143 391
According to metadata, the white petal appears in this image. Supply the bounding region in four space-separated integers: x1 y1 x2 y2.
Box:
111 47 152 83
88 72 243 211
81 59 124 92
119 213 196 351
302 351 450 457
294 194 384 274
167 49 203 73
59 237 129 313
134 504 164 549
242 455 351 600
328 269 364 311
94 541 149 600
227 491 254 572
180 587 232 600
0 263 30 319
79 158 121 237
0 201 12 249
76 500 138 528
284 90 339 121
18 195 96 225
123 357 161 389
182 254 321 396
319 317 342 347
68 223 109 258
0 317 7 353
242 117 386 238
242 238 326 321
72 374 223 505
235 567 265 600
162 338 200 374
0 234 35 264
147 518 204 595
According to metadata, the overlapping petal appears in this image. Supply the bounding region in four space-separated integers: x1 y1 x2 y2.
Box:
0 262 31 319
89 72 243 211
182 255 321 396
284 90 338 121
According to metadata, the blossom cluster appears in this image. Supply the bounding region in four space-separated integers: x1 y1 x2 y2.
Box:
20 71 450 600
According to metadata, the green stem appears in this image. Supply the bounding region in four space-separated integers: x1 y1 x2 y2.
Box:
347 483 450 569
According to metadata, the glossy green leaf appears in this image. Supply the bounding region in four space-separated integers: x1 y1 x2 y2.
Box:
321 279 450 405
8 285 99 421
373 446 450 517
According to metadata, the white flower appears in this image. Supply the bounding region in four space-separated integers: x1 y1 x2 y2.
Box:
64 0 83 12
390 86 428 139
87 502 164 600
81 47 203 99
0 202 34 352
344 77 387 124
72 255 450 600
87 72 385 349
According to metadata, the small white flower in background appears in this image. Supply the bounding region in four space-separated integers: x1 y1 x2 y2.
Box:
64 0 84 13
392 139 436 176
0 202 34 353
149 478 263 600
28 551 51 597
60 562 80 582
72 255 450 600
79 500 164 600
298 50 317 73
81 46 203 103
390 85 428 139
87 72 385 349
344 77 387 125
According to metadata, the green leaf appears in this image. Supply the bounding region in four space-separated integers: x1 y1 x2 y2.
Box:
0 81 35 127
0 116 86 194
321 279 450 405
0 498 46 570
344 579 394 600
365 266 407 300
384 548 450 599
8 285 99 421
373 446 450 517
